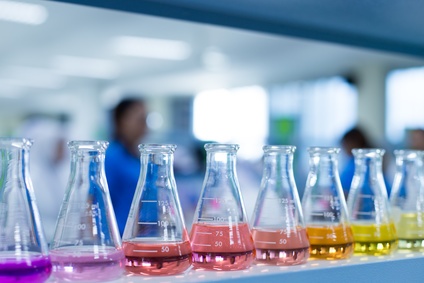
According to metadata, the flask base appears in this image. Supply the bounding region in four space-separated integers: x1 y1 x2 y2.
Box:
254 247 309 265
353 240 398 255
125 254 191 275
309 243 353 260
398 238 424 251
192 251 254 271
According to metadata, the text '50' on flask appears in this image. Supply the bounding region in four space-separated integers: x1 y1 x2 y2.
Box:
302 147 354 260
390 150 424 251
190 144 254 271
0 138 52 283
50 141 124 282
347 148 397 255
122 144 191 276
251 146 309 265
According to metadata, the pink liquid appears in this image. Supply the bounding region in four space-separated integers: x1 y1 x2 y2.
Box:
123 240 192 275
50 247 124 282
190 223 255 271
252 227 310 265
0 255 51 283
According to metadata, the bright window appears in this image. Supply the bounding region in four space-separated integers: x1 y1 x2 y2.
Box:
193 85 268 160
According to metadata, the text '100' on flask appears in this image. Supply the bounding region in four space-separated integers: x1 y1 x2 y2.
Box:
122 144 192 276
190 143 255 271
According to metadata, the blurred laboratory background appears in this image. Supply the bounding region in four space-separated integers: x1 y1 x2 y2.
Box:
1 0 424 230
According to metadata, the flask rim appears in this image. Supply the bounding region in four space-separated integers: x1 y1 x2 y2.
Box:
0 137 33 149
307 146 340 155
138 143 177 153
204 143 239 152
352 148 385 157
393 149 424 159
68 140 109 151
263 145 296 153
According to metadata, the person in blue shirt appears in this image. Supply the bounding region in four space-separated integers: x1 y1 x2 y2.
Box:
105 98 148 235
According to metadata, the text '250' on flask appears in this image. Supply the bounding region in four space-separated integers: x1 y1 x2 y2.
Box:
122 144 192 276
190 143 254 271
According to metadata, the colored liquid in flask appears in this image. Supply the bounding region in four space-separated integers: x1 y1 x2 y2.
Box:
50 247 124 282
307 225 354 259
351 223 397 255
397 213 424 250
190 223 254 271
0 255 52 283
123 240 192 275
252 227 309 265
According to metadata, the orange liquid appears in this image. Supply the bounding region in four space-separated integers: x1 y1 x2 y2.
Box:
123 240 191 275
190 223 254 270
252 227 309 265
306 225 354 259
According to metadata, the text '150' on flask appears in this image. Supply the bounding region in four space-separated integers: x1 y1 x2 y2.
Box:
302 147 354 260
49 141 125 282
122 144 192 276
190 143 255 271
251 145 309 265
0 138 52 283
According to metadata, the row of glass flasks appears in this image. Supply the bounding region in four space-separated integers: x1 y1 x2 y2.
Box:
0 139 424 282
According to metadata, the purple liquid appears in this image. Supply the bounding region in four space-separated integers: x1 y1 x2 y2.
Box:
50 247 124 282
0 255 52 283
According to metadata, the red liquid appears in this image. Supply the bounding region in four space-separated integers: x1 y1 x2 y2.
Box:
252 227 310 265
0 255 52 283
190 223 254 271
123 240 192 275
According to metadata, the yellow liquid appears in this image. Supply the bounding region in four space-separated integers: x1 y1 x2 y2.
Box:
306 225 354 260
396 213 424 251
351 223 397 255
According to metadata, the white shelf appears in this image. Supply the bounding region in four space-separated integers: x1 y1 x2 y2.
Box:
46 251 424 283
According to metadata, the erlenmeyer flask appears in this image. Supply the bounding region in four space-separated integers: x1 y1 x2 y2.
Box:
302 147 353 260
50 141 124 281
390 150 424 251
190 143 254 271
347 148 397 255
0 138 52 283
251 145 309 265
122 144 191 276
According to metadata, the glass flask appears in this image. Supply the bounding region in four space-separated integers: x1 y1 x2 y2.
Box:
347 148 397 255
122 144 191 276
50 141 124 282
302 147 354 260
0 138 52 283
390 150 424 251
251 146 309 265
190 143 254 271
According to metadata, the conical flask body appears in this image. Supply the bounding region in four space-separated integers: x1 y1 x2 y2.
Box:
50 141 124 281
251 146 309 265
122 144 191 276
390 150 424 250
190 144 254 271
0 138 52 283
302 147 353 260
347 148 397 255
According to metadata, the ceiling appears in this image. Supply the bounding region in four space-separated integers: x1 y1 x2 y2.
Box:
0 0 423 116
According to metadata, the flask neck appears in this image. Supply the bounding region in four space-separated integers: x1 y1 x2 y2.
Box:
206 150 237 172
264 151 294 178
0 142 31 188
69 148 106 184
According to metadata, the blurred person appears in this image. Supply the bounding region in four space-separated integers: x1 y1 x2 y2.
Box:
105 98 148 235
15 115 69 242
407 128 424 150
339 126 373 197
